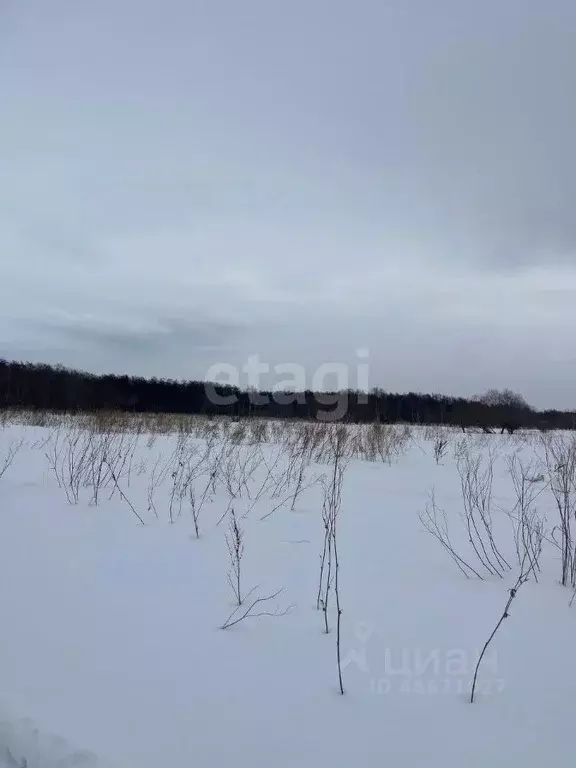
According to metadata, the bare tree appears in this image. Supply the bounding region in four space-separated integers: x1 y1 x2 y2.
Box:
476 388 531 410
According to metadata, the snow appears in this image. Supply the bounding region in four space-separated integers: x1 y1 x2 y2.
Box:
0 418 575 767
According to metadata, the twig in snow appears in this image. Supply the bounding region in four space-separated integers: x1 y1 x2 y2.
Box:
470 554 537 703
220 587 293 629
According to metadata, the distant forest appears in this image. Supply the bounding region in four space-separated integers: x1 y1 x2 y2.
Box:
0 358 573 432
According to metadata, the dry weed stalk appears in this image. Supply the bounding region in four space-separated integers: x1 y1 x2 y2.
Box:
0 437 24 482
433 435 449 465
317 425 349 694
226 508 244 605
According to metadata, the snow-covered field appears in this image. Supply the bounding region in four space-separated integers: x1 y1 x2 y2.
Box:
0 415 575 767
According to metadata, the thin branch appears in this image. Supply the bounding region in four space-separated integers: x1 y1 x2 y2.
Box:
104 459 146 525
220 588 293 629
470 556 535 703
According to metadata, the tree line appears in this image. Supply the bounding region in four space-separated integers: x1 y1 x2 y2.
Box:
0 358 573 431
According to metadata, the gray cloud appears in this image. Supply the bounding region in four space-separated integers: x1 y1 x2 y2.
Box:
6 313 247 379
40 316 242 350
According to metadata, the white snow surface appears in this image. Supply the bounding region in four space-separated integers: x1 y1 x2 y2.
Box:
0 419 574 767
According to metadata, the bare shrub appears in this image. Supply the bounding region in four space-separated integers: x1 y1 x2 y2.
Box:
247 420 268 444
419 490 484 579
433 435 449 465
540 432 576 587
456 445 511 577
45 426 93 504
421 444 512 580
168 434 195 523
505 454 547 580
362 423 410 465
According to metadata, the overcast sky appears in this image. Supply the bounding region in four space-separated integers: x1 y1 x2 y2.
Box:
2 0 576 408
